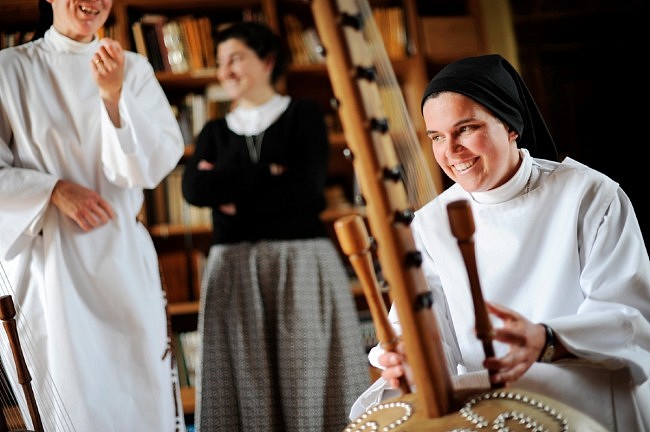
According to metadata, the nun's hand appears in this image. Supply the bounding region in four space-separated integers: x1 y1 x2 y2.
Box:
482 302 546 385
51 180 115 232
92 38 125 101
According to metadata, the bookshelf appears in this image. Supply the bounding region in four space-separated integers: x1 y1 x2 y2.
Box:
0 0 509 423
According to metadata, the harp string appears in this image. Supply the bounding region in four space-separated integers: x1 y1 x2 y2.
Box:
357 0 439 209
0 262 76 431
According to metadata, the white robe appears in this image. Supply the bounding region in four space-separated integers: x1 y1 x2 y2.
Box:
354 150 650 431
0 28 184 431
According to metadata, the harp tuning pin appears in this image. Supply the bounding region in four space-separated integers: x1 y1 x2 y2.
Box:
414 291 434 311
356 66 377 82
383 166 404 182
341 12 363 31
370 118 389 134
315 43 326 57
394 209 415 225
405 250 423 268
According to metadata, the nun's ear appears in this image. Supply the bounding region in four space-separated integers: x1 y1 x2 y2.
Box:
501 122 519 143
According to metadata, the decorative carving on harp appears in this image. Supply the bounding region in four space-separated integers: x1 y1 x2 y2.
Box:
0 264 75 431
310 0 608 430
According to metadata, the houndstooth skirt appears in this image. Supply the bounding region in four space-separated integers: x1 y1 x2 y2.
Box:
195 238 369 432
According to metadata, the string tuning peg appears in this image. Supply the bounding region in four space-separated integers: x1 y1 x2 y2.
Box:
356 65 377 82
394 208 415 225
370 117 389 134
340 12 363 31
383 165 404 182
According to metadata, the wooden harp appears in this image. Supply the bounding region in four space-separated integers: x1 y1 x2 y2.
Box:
311 0 453 418
311 0 609 430
0 263 76 431
0 295 43 432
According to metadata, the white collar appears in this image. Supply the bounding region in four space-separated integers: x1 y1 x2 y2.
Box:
470 149 533 204
44 26 100 54
226 94 291 136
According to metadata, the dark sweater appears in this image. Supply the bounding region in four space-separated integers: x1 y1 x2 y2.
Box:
182 99 330 244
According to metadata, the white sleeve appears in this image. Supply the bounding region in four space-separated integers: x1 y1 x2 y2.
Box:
100 56 184 189
348 377 401 421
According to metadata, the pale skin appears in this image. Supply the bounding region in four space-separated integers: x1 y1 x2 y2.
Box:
198 36 286 216
378 92 572 389
47 0 124 231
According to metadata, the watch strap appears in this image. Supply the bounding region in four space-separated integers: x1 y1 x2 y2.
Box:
537 323 556 363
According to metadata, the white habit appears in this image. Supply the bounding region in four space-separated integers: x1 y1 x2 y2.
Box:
0 28 184 431
354 150 650 431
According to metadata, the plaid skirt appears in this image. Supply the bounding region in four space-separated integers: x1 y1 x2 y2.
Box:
195 238 369 432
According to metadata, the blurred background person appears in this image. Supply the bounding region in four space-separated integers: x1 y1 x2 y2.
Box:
182 21 369 432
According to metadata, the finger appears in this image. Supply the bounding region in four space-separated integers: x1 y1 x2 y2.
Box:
76 215 92 232
73 206 104 231
387 352 405 366
100 39 124 65
89 201 115 225
93 56 104 70
78 209 103 228
89 207 112 226
484 347 524 370
381 365 406 383
93 47 111 69
492 328 527 346
97 199 116 219
101 38 123 54
486 301 513 318
491 361 529 384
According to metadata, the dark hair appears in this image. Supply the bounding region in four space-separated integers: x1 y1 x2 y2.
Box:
215 21 287 84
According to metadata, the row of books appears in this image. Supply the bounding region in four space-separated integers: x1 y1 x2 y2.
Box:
282 15 325 66
172 84 231 145
131 9 267 74
359 312 379 353
150 165 212 228
0 31 35 49
371 7 409 60
282 8 408 66
160 248 205 303
132 14 215 73
173 330 200 388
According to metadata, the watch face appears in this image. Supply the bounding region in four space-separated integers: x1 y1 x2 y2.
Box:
541 344 555 363
539 324 555 363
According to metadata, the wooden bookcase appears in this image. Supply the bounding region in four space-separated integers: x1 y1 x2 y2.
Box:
1 0 505 421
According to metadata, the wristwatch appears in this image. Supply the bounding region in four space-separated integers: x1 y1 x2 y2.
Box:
537 323 556 363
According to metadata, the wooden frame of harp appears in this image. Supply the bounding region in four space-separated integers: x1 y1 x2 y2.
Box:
0 295 43 432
